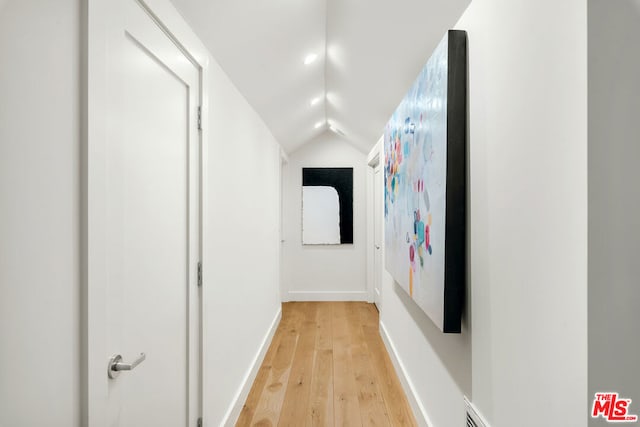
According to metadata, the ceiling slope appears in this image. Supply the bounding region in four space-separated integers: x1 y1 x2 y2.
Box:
325 0 471 152
170 0 470 154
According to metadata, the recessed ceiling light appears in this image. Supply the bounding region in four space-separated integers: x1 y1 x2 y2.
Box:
303 53 318 65
310 97 321 106
314 121 325 129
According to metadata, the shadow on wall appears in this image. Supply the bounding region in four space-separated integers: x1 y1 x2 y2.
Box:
588 1 640 425
392 280 472 397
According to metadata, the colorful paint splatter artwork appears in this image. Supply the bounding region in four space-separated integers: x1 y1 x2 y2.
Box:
384 31 466 332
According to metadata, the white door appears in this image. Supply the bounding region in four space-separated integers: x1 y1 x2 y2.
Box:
373 164 383 309
87 0 202 425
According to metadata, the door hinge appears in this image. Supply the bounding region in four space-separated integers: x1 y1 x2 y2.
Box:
197 106 202 131
197 262 202 287
197 417 202 427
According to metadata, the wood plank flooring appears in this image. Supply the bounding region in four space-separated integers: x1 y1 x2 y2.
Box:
236 302 417 427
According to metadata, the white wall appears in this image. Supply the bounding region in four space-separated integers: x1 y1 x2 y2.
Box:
0 1 283 425
378 0 588 426
203 55 283 425
0 1 81 426
588 1 640 425
375 126 472 426
282 133 368 301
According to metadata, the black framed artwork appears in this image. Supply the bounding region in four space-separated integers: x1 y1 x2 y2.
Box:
302 167 353 245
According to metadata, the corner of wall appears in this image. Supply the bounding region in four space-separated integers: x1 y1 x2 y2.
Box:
222 308 282 427
379 321 432 427
282 134 370 301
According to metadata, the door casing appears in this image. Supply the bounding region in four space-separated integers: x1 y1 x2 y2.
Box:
367 138 383 306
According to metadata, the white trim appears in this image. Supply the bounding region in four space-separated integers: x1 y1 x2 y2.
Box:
280 147 290 165
287 291 370 301
367 138 383 309
278 150 288 301
222 308 282 427
366 134 384 165
138 0 210 67
367 152 380 167
198 29 210 427
379 321 432 427
366 160 375 304
365 137 383 310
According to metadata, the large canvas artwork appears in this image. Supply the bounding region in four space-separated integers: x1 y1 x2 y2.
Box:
384 30 467 333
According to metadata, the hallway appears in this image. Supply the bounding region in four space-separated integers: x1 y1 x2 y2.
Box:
3 0 639 425
237 302 417 426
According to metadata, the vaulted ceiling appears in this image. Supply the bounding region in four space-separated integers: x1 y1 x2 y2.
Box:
170 0 471 153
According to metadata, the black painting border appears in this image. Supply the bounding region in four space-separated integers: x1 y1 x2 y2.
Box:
442 29 468 333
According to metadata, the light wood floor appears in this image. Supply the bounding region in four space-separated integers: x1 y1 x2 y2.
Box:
236 302 417 427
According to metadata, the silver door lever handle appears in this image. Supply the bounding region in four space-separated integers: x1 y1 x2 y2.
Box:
114 353 146 371
108 353 146 379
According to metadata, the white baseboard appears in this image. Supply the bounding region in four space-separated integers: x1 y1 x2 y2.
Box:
287 290 371 301
379 321 433 427
222 308 282 427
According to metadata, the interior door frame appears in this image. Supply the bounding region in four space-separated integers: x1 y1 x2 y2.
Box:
366 137 383 306
372 161 382 309
83 0 210 425
279 149 289 302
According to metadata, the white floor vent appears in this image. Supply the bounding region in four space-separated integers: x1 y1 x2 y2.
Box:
465 397 489 427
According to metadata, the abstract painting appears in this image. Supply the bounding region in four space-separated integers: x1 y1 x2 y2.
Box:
384 30 467 333
302 167 353 245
